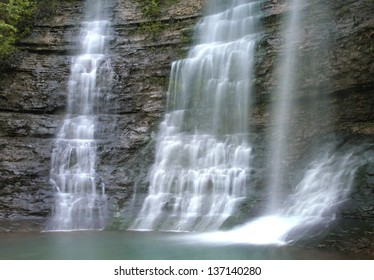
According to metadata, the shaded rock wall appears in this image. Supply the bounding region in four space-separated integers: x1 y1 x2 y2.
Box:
0 2 82 221
253 0 373 146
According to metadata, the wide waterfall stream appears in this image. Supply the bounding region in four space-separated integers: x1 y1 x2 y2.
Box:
131 0 261 232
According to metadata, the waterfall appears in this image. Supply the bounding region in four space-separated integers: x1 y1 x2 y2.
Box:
266 0 304 211
131 0 263 232
46 0 114 231
185 0 363 245
186 147 362 245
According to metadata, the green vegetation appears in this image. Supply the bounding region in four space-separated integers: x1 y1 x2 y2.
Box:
0 0 36 58
0 0 79 60
137 0 161 19
0 0 179 58
135 0 175 38
136 0 176 18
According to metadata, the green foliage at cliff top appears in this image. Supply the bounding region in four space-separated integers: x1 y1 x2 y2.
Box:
137 0 161 18
0 0 36 59
136 0 176 19
135 0 175 38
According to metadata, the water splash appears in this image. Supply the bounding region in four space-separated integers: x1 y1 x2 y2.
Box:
188 215 299 245
131 0 263 231
46 6 114 231
186 148 361 245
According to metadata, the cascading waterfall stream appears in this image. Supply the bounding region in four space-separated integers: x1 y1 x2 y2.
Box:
131 0 263 232
46 0 113 231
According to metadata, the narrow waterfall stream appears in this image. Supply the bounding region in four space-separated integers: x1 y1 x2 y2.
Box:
131 0 263 231
46 0 114 231
266 0 304 211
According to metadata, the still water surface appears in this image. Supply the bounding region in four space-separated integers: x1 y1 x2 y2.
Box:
0 231 353 260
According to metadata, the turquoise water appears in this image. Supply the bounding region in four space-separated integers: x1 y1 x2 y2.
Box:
0 231 353 260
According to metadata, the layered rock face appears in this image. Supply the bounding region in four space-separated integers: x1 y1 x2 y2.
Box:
0 2 82 223
255 0 373 136
0 0 204 227
0 0 372 255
